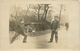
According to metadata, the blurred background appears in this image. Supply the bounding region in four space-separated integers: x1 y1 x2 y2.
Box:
9 4 69 31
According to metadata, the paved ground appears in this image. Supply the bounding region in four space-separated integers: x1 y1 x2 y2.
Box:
9 27 79 50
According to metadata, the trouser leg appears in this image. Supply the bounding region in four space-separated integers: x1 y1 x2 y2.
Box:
55 31 58 43
21 33 27 43
67 27 68 30
66 27 67 30
66 26 68 30
10 33 19 44
50 31 54 42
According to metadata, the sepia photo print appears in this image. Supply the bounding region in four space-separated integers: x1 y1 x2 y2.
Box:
9 3 69 49
0 1 79 51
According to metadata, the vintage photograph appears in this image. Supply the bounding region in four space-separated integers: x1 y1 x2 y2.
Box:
9 3 69 49
0 0 79 51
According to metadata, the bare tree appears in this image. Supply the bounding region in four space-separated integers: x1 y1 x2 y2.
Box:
33 4 43 21
58 4 66 28
52 4 66 21
59 4 63 22
12 5 21 22
44 4 49 20
26 4 31 15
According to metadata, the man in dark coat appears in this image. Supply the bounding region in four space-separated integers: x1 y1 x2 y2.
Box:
10 20 27 44
48 16 59 43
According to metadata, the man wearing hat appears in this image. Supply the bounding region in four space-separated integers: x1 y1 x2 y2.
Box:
48 16 59 43
10 19 27 44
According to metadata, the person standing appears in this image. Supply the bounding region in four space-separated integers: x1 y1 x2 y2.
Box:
48 16 59 43
65 22 69 30
10 19 27 44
